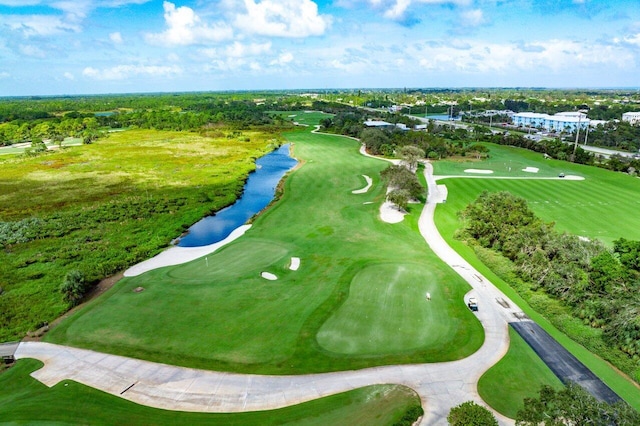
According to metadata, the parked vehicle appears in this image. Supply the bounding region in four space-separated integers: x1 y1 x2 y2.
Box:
468 297 478 311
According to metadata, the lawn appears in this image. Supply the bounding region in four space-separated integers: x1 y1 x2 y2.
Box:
0 359 421 426
0 129 275 341
478 326 563 418
47 121 484 374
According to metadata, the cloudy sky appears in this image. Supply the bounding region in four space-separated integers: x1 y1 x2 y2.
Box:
0 0 639 96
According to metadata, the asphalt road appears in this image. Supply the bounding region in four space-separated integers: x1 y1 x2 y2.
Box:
510 321 621 404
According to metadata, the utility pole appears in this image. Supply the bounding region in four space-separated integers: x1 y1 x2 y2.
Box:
573 113 582 158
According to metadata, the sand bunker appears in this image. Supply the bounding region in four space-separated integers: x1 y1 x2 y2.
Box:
352 175 373 194
290 257 300 271
522 167 539 173
464 169 494 174
261 272 278 281
380 201 406 224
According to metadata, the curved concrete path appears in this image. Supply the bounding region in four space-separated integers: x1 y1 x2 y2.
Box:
15 157 527 425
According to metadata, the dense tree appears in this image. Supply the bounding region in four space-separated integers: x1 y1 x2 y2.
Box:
380 165 423 199
448 401 498 426
460 190 640 371
387 189 410 211
398 145 425 172
516 384 640 425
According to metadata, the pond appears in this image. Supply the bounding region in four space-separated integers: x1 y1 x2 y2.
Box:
177 144 297 247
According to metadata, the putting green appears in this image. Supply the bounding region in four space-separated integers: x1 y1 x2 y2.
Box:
166 240 290 283
317 262 453 355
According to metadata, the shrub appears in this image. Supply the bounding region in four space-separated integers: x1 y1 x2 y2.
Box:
448 401 498 426
59 270 88 306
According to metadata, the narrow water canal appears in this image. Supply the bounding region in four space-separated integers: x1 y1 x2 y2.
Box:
177 144 297 247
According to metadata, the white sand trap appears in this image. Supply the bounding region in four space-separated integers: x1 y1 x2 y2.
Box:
288 114 297 117
363 201 374 205
352 175 373 194
380 201 406 223
564 175 585 180
289 257 300 271
261 272 278 280
522 167 539 173
464 169 494 174
124 225 251 277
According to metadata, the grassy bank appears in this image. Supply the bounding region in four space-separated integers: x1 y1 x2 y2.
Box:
478 327 563 418
0 129 275 341
47 122 483 374
0 359 421 425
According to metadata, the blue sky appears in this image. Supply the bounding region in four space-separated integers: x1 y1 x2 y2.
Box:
0 0 639 96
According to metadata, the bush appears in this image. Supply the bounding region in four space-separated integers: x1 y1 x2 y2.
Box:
394 404 423 426
59 270 88 306
448 401 498 426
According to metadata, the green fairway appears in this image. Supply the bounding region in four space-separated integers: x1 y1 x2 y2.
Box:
478 327 563 418
48 121 483 374
269 110 333 127
433 143 640 245
0 359 421 426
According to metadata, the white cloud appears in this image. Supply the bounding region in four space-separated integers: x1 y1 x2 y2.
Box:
234 0 331 37
146 2 233 46
411 38 634 74
460 9 485 27
110 32 123 44
270 51 293 65
1 14 81 36
0 71 10 79
362 0 471 21
19 44 46 58
82 64 182 80
63 72 75 80
225 41 271 58
617 33 640 48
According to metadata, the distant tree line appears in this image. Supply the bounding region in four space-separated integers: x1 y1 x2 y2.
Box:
460 191 640 379
0 97 281 147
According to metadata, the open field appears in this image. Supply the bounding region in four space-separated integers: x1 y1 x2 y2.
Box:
433 143 640 410
478 327 563 418
0 129 274 341
0 359 421 426
47 122 484 374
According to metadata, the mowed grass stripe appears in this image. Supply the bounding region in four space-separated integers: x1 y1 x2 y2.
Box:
441 177 640 245
48 123 483 374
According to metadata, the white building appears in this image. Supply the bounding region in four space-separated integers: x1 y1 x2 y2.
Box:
622 112 640 125
512 111 589 132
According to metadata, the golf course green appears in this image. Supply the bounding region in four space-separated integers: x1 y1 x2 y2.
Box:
47 117 484 374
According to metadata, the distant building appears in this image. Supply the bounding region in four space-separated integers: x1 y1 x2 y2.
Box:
512 111 589 132
364 120 394 130
622 112 640 125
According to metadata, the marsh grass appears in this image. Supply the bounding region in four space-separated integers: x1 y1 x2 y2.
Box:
0 129 275 341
